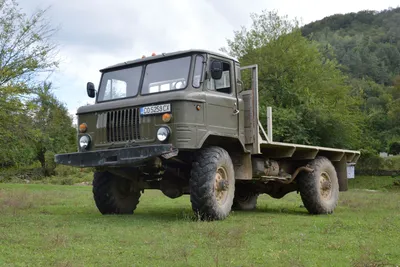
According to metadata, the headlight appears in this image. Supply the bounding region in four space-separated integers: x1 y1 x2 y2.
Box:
157 127 170 142
79 135 91 149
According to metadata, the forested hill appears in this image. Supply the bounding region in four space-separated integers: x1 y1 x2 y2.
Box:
301 7 400 86
300 8 400 155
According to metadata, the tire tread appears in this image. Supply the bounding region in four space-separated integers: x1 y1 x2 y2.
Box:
92 171 140 215
298 156 339 214
190 146 235 220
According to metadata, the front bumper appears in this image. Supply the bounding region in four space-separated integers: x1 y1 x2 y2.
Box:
54 144 178 168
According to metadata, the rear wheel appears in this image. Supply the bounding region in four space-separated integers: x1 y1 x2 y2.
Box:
298 157 339 214
190 146 235 221
92 171 141 214
232 189 258 211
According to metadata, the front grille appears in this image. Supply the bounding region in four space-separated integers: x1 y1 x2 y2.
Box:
96 108 141 143
107 108 140 142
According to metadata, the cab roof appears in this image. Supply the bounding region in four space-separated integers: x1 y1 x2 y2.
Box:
100 49 239 72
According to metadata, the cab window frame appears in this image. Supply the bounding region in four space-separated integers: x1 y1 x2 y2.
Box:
192 54 205 88
205 57 233 95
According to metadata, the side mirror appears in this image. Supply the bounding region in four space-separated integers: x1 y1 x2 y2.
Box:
86 82 95 98
210 61 223 80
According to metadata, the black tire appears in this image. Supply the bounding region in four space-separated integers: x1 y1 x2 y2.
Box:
297 156 339 214
190 146 235 221
92 171 141 215
232 190 258 211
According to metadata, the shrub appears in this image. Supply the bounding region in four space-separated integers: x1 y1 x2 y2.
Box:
356 149 383 171
59 177 74 185
381 155 400 171
0 164 44 182
54 165 94 178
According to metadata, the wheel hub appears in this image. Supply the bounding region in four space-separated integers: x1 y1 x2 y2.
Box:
319 172 332 200
214 167 229 205
216 180 228 191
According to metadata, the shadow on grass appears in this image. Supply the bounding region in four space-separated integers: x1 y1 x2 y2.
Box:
95 205 312 223
0 187 313 222
33 204 312 225
233 206 310 217
54 206 198 223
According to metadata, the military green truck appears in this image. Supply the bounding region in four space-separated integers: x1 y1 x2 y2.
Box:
55 49 360 220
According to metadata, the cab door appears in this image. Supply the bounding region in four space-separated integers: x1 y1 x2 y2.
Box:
205 57 239 138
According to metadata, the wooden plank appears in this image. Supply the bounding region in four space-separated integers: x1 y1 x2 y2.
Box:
291 148 319 160
259 141 360 163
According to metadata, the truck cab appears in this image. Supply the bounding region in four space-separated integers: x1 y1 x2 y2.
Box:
55 49 360 221
76 50 246 154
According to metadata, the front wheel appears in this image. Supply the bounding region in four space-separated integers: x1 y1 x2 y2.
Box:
92 171 141 215
190 146 235 221
297 157 339 214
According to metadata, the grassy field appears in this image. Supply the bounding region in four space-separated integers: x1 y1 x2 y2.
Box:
1 176 400 267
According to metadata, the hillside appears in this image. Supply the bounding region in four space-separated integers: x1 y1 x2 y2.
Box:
302 8 400 85
301 8 400 154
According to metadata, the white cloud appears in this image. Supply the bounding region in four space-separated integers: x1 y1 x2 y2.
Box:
17 0 400 120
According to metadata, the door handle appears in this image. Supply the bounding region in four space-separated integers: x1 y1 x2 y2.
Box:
233 102 239 115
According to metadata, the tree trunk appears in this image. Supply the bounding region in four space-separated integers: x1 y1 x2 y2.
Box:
37 148 47 176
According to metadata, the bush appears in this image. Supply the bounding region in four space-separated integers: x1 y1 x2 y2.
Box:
37 172 93 185
356 149 383 171
54 165 94 177
0 164 44 182
356 150 400 176
54 164 81 176
0 160 94 185
381 155 400 171
59 177 75 185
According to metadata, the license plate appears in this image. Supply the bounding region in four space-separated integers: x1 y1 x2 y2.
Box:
140 103 171 115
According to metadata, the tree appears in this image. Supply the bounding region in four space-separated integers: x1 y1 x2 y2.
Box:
220 10 299 60
220 10 363 149
0 0 58 87
0 0 59 167
29 82 76 175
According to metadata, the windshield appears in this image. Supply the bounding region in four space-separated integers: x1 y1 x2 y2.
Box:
97 55 195 102
97 66 142 101
141 56 191 95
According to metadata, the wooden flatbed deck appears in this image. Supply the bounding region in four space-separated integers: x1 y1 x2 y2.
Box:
259 140 360 163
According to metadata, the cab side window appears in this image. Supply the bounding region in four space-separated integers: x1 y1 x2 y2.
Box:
206 61 231 94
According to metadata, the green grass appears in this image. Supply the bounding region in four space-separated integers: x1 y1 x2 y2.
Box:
348 175 400 191
0 176 400 266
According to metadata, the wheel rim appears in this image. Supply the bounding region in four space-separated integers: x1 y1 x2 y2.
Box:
239 195 251 203
115 179 135 199
214 166 229 205
237 191 252 203
319 171 332 200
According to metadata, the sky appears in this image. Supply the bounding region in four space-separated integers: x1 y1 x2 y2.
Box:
17 0 400 121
